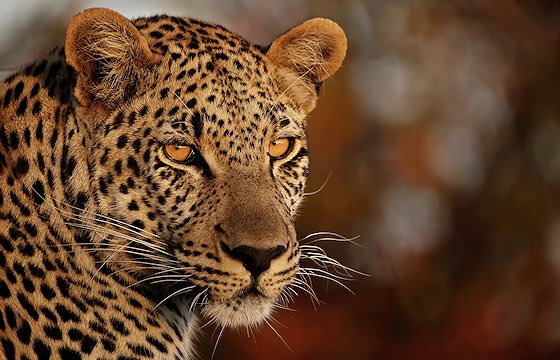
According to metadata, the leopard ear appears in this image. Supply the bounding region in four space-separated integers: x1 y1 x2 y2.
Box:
266 18 347 113
65 8 158 109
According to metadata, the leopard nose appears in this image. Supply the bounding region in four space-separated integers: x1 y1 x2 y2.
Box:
221 242 287 279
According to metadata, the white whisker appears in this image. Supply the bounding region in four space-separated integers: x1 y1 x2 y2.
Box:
211 324 226 360
153 285 197 310
263 317 292 351
303 171 332 196
298 268 356 295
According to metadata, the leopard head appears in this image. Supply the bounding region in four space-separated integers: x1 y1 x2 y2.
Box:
64 8 346 327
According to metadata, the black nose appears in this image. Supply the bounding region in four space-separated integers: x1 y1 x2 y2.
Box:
221 242 287 279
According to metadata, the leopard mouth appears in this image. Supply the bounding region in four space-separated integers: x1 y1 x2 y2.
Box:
200 286 277 327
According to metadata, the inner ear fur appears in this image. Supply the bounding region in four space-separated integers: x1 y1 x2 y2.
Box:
65 8 158 109
266 18 347 113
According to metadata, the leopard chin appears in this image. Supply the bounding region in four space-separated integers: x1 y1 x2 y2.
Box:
201 293 276 327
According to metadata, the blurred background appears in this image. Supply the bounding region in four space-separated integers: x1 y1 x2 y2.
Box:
3 0 560 358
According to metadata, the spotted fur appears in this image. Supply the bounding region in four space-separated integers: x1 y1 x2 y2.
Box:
0 8 346 359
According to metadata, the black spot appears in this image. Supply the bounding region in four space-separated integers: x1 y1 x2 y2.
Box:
40 283 56 300
56 304 80 323
24 128 31 145
99 178 108 195
113 111 125 129
186 83 197 93
22 278 35 293
32 100 42 115
128 200 139 211
34 339 52 360
19 243 35 257
110 318 130 335
36 119 44 141
128 111 137 126
127 157 141 177
132 139 141 153
147 335 168 353
143 149 151 163
150 30 164 39
58 347 81 360
117 135 128 148
23 222 37 237
56 276 70 297
74 191 89 210
40 307 57 323
81 335 97 354
16 319 31 344
128 297 142 308
68 328 83 341
99 148 109 165
100 290 117 300
70 296 87 314
1 338 15 360
9 227 24 241
168 106 179 117
176 70 186 80
233 59 244 70
0 279 11 298
185 98 197 108
114 160 122 175
102 339 116 352
13 261 24 275
9 192 31 216
29 264 45 278
13 81 24 99
65 156 77 181
44 324 63 340
2 88 13 108
131 219 145 230
188 40 200 49
30 83 40 97
5 306 16 328
191 112 202 139
9 131 19 150
49 128 58 148
160 23 175 31
18 292 39 320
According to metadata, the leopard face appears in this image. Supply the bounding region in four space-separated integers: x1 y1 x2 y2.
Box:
64 8 347 328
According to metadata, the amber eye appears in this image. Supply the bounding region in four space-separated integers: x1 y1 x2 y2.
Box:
163 144 194 163
268 138 294 159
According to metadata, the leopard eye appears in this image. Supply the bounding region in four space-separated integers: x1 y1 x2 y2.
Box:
163 144 194 163
268 137 294 160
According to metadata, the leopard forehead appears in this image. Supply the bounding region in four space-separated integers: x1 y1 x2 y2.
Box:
123 15 307 166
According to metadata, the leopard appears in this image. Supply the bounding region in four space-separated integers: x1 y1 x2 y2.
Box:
0 7 346 359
